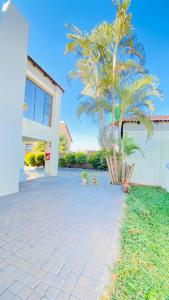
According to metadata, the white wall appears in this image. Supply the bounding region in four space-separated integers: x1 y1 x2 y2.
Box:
22 118 52 142
124 122 169 191
159 140 169 192
0 1 28 196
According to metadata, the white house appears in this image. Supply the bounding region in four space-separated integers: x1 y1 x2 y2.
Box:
0 1 64 196
123 116 169 192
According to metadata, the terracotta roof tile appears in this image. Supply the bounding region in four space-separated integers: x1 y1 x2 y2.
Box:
123 115 169 123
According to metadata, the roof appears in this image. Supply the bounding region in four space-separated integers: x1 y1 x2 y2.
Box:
59 121 73 142
123 115 169 123
28 56 64 94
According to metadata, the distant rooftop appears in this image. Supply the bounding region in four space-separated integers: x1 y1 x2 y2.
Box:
59 121 73 142
28 56 64 94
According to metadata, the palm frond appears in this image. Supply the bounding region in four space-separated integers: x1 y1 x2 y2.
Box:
117 59 146 75
122 133 144 157
126 108 154 140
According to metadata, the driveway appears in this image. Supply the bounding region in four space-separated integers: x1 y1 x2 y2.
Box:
20 167 46 182
0 169 124 300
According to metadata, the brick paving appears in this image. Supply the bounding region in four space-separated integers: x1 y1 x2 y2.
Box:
0 169 124 300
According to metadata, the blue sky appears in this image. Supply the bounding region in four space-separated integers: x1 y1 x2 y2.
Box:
2 0 169 150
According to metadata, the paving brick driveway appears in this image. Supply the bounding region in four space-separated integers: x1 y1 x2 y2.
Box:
0 169 124 300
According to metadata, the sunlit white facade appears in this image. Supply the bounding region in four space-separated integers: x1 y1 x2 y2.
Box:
0 1 64 196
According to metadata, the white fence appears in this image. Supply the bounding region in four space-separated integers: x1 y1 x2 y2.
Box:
124 123 169 192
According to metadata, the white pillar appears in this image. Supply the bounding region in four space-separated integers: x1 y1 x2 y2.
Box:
0 1 29 196
45 88 62 176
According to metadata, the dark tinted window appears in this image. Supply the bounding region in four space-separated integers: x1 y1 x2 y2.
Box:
24 78 52 126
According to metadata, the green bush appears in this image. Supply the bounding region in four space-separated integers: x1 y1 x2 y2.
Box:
58 157 66 167
88 151 107 170
88 152 100 169
35 153 45 167
75 152 88 166
97 151 107 170
57 151 108 170
25 152 36 167
65 153 76 167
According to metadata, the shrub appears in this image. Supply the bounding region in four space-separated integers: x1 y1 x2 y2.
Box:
59 133 68 154
88 152 100 169
35 153 45 167
58 157 66 167
25 152 36 167
57 151 108 170
88 151 107 170
65 153 76 167
75 152 88 166
97 151 108 170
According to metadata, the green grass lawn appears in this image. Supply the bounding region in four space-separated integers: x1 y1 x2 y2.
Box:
110 186 169 300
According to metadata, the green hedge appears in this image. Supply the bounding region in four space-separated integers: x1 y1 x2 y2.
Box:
59 151 108 170
25 151 108 170
35 153 45 167
25 152 45 167
58 157 66 167
65 153 76 167
75 152 88 166
88 151 107 170
25 153 36 167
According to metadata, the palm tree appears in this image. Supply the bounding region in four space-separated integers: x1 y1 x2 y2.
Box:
122 133 143 159
92 1 162 183
121 133 143 183
65 0 163 184
65 24 118 182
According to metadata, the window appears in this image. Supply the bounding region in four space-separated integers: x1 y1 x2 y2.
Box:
24 78 52 126
25 144 33 153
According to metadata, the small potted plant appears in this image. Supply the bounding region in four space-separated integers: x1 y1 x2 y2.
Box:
122 180 130 193
122 163 134 193
81 170 89 185
92 172 98 185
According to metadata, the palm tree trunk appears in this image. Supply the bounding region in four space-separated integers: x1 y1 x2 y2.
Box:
110 44 120 184
111 104 119 184
98 112 118 184
106 156 116 184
